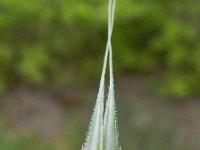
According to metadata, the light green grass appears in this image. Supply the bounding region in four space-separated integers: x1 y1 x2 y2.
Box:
81 0 121 150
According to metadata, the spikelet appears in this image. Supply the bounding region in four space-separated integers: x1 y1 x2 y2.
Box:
82 0 121 149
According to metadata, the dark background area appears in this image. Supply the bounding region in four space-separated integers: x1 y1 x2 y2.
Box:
0 0 200 149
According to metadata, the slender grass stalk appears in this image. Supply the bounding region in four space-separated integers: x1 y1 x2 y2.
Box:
82 0 121 150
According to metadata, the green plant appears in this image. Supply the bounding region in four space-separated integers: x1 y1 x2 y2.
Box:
1 0 200 97
82 0 121 149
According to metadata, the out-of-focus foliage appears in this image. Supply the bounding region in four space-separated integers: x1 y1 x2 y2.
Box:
0 0 200 97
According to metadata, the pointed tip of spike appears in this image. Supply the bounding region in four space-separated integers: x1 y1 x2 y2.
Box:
82 0 121 149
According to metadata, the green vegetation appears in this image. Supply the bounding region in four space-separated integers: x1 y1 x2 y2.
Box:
0 1 199 149
0 0 200 96
0 137 53 150
0 123 52 150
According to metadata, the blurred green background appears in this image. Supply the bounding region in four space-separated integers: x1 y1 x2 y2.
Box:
0 0 200 150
